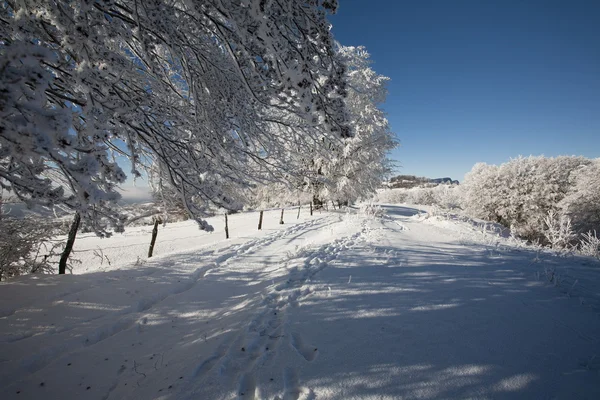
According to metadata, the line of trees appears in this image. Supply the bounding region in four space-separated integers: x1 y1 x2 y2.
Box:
0 1 397 279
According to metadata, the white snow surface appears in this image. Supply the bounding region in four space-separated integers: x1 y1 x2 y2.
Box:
1 204 600 399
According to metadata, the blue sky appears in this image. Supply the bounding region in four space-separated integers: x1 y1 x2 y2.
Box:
329 0 600 181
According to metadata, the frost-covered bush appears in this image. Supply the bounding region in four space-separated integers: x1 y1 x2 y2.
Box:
242 183 314 210
375 189 409 204
405 187 437 206
433 185 462 209
460 163 503 223
460 156 591 244
359 202 384 218
0 216 61 281
374 185 460 209
579 231 600 260
542 210 575 250
559 159 600 235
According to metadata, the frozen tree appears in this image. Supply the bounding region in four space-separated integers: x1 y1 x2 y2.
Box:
1 0 350 233
310 45 397 205
0 37 127 236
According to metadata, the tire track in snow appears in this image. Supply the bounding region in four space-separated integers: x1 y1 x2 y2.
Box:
184 217 371 399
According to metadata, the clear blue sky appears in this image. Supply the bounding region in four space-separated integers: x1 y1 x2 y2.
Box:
329 0 600 181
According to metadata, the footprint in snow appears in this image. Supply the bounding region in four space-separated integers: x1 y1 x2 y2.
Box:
290 333 318 362
281 367 315 400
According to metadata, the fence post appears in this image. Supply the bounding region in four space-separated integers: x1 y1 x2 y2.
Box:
310 202 313 216
297 202 301 219
147 217 161 258
258 210 264 230
225 213 229 239
280 208 284 224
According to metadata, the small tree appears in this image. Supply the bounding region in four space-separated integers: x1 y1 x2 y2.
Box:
0 216 62 281
579 231 600 259
543 210 575 249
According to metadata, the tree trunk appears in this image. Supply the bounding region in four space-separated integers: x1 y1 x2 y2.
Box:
147 218 161 258
312 195 323 210
279 208 284 224
225 213 229 239
59 212 81 274
258 210 264 230
332 200 336 210
310 202 313 216
297 202 301 219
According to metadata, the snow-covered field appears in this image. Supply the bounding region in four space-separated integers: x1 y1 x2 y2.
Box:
1 204 599 399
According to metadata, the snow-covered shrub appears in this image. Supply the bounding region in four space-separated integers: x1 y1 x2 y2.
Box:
433 185 462 209
405 187 437 205
375 189 408 204
0 216 62 281
560 159 600 235
243 183 314 210
375 185 460 210
461 156 591 244
359 202 384 218
460 162 503 223
579 231 600 260
542 210 575 250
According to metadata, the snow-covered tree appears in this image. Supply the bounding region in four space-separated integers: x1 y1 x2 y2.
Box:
310 45 397 205
1 0 350 233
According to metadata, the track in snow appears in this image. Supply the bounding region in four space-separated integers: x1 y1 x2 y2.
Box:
2 205 600 400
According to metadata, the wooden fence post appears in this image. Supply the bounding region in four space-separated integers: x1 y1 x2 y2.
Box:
147 217 161 258
280 208 284 224
310 202 313 216
225 213 229 239
297 202 301 219
258 210 264 230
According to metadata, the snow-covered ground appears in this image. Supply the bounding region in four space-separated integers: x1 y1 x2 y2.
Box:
1 204 599 399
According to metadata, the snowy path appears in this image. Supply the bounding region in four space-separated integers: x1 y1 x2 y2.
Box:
1 205 599 399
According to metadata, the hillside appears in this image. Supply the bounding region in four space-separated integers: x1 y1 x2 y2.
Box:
388 175 459 189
